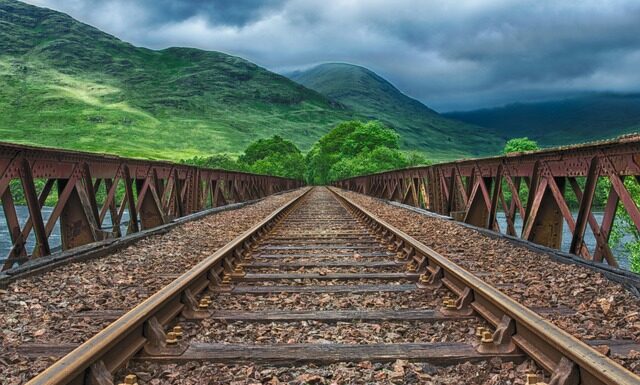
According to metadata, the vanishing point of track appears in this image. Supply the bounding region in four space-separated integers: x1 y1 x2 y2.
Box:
26 187 640 385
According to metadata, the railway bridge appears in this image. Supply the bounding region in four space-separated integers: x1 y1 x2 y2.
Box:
2 139 640 384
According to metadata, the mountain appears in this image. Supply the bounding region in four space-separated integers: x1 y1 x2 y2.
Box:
288 63 504 160
0 0 504 162
445 93 640 147
0 0 356 160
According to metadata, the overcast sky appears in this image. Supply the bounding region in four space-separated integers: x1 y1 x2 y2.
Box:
24 0 640 111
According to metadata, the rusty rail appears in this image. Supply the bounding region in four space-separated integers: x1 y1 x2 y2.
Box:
25 187 310 385
330 187 640 385
333 136 640 268
0 142 303 271
23 186 640 385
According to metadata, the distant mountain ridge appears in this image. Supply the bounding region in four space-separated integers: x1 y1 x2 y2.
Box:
445 93 640 147
288 63 504 160
0 0 504 161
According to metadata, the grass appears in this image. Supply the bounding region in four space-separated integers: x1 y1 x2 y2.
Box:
0 0 506 162
0 0 360 160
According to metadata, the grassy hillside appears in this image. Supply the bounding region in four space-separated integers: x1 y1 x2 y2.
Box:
0 0 357 160
445 93 640 147
288 63 504 160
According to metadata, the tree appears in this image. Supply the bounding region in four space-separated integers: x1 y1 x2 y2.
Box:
305 120 431 184
503 137 539 154
404 151 431 168
239 135 301 164
182 154 243 171
340 122 400 156
240 135 305 180
328 147 408 181
249 152 306 180
182 135 305 179
601 178 640 273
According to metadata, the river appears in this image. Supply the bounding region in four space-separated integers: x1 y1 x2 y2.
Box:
495 211 631 269
0 206 130 267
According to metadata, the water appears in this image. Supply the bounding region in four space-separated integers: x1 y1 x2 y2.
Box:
0 205 130 266
495 211 631 270
0 206 633 270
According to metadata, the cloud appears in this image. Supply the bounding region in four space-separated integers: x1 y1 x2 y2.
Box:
23 0 640 111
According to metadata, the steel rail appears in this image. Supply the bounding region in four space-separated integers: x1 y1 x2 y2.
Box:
329 187 640 385
25 187 311 385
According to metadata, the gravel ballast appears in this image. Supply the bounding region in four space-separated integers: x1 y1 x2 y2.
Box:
116 358 546 385
341 190 640 374
0 189 305 384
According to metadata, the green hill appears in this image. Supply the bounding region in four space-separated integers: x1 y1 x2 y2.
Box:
0 0 504 162
288 63 504 160
445 93 640 147
0 0 357 160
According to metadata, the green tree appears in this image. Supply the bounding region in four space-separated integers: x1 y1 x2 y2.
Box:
181 136 305 179
305 120 431 184
503 137 539 154
340 122 400 156
404 151 431 168
239 135 301 164
182 154 244 171
240 135 305 180
600 178 640 273
328 147 408 181
250 153 306 180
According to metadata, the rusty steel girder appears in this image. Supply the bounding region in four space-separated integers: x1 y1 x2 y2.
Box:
333 135 640 268
0 142 303 271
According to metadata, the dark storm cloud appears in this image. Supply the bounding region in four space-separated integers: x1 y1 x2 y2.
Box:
127 0 286 26
28 0 286 27
24 0 640 110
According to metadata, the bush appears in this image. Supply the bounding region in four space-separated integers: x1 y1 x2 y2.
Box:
503 137 539 154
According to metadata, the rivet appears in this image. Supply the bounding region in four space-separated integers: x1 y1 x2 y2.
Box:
173 325 183 339
198 299 210 309
526 373 539 385
475 327 486 339
419 273 430 283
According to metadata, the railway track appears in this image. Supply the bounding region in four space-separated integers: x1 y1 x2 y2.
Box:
25 187 640 385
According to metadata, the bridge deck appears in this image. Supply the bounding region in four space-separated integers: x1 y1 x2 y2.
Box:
2 187 640 384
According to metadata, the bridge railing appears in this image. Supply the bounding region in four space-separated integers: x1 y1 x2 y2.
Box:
0 142 303 271
333 135 640 269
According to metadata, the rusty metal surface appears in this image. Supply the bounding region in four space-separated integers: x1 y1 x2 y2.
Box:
333 136 640 267
330 187 640 385
0 142 303 270
25 187 311 385
23 186 640 385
